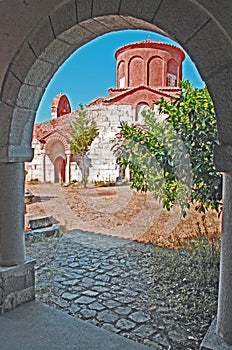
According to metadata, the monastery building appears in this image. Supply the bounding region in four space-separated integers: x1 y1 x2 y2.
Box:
25 40 185 184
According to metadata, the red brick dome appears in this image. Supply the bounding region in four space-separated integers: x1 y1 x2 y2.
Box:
115 39 185 89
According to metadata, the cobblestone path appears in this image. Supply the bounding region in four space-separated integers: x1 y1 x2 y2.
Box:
26 230 217 350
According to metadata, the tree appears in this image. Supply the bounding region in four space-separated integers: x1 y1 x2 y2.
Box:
115 80 222 215
70 105 99 187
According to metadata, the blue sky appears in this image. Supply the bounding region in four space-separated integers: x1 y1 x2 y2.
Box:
36 30 205 123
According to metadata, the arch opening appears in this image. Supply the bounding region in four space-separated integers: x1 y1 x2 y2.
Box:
22 25 220 349
3 5 231 348
54 156 66 183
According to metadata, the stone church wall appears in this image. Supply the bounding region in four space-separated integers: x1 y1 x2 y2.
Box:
79 104 137 183
26 103 140 184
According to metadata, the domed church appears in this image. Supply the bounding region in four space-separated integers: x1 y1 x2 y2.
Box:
25 40 185 184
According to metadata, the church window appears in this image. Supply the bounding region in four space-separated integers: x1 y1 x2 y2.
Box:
136 103 149 122
120 76 125 88
167 73 176 87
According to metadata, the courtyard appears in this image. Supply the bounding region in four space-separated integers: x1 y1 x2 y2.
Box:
25 183 220 350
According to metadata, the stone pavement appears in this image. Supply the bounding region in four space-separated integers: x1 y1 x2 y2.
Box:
26 229 207 350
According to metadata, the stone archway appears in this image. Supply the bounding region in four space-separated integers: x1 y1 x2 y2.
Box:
45 138 68 183
1 2 232 349
3 7 232 156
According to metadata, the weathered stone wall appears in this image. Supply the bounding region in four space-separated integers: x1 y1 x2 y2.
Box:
0 259 35 314
26 104 137 183
87 104 136 182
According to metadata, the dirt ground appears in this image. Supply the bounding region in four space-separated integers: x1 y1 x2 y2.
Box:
25 182 221 248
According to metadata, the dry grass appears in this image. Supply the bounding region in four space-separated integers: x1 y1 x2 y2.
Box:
25 183 221 249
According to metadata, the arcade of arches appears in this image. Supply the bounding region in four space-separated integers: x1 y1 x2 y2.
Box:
1 2 232 349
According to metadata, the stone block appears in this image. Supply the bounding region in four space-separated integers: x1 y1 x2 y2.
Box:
50 0 77 37
1 71 22 106
92 0 120 17
76 0 92 22
8 145 34 163
59 24 94 46
0 102 12 146
0 147 8 163
10 42 37 83
25 225 60 238
10 107 35 146
16 84 44 110
154 0 210 46
0 259 36 314
79 18 110 37
185 19 232 79
39 38 74 66
24 58 57 88
120 15 163 33
120 0 160 22
28 215 54 230
197 0 232 43
28 17 55 58
206 68 232 145
214 144 232 173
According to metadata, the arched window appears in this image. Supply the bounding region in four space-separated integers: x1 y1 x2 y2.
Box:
117 60 126 88
135 103 150 122
166 59 178 87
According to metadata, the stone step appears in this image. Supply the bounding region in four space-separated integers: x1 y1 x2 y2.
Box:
0 301 150 350
28 215 54 230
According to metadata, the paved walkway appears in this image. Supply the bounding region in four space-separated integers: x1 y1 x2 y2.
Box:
24 184 217 349
26 230 203 350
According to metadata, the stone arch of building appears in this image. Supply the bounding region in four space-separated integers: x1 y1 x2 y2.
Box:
2 8 231 155
45 139 66 162
1 1 232 347
44 133 70 153
44 138 67 183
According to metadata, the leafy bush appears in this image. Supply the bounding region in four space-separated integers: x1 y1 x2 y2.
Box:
115 81 222 216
